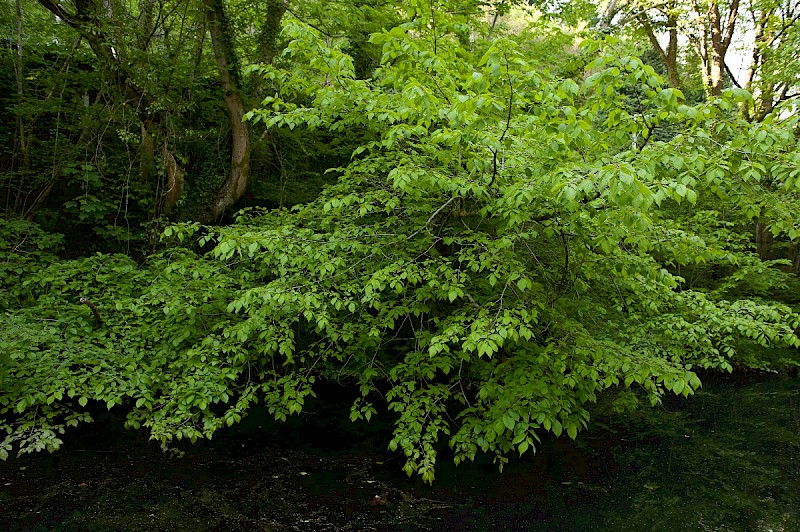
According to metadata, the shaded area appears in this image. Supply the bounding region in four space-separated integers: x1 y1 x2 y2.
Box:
598 377 800 530
1 378 798 531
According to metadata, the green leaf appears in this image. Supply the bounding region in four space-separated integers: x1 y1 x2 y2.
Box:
567 425 578 440
518 440 529 455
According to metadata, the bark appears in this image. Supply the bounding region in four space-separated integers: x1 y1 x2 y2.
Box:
258 0 287 65
161 139 184 215
251 0 288 98
755 219 772 260
637 10 681 88
708 3 725 96
15 0 30 170
598 0 619 30
142 119 186 215
689 0 739 98
756 83 775 120
203 0 250 221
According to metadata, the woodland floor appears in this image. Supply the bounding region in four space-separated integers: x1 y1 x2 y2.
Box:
1 377 798 531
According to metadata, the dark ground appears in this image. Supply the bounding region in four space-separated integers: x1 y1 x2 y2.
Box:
2 378 798 531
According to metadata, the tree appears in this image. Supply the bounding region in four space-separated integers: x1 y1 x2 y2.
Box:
3 15 798 483
1 1 99 219
633 0 683 88
739 0 800 121
688 0 740 97
27 0 289 221
34 0 194 215
232 25 800 480
600 0 800 112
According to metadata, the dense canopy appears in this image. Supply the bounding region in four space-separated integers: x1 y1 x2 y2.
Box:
2 0 799 482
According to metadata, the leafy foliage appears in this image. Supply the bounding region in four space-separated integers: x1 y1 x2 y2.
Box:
2 5 799 484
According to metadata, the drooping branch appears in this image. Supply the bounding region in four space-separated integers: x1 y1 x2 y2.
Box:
79 297 103 327
724 61 742 88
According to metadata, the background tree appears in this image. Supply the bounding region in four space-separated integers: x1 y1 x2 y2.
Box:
599 0 799 112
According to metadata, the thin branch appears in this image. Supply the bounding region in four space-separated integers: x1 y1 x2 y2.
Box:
724 61 742 88
489 49 514 187
766 10 800 47
284 4 346 39
37 0 78 29
407 196 458 240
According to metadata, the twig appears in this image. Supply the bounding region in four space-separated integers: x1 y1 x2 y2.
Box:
407 196 458 239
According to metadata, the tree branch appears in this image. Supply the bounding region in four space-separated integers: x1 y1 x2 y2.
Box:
36 0 78 29
724 61 742 88
722 0 740 50
407 196 458 240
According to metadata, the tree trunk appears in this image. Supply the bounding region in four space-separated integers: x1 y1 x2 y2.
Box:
664 15 680 89
638 11 681 89
258 0 287 66
15 0 30 170
755 219 772 260
708 3 725 97
203 0 250 221
689 0 739 98
251 0 287 101
161 139 184 215
37 0 187 218
142 119 186 216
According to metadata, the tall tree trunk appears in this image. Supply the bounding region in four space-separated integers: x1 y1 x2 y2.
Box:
689 0 739 98
707 3 725 97
664 14 680 89
15 0 30 170
259 0 287 65
203 0 250 221
251 0 287 99
142 119 186 216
